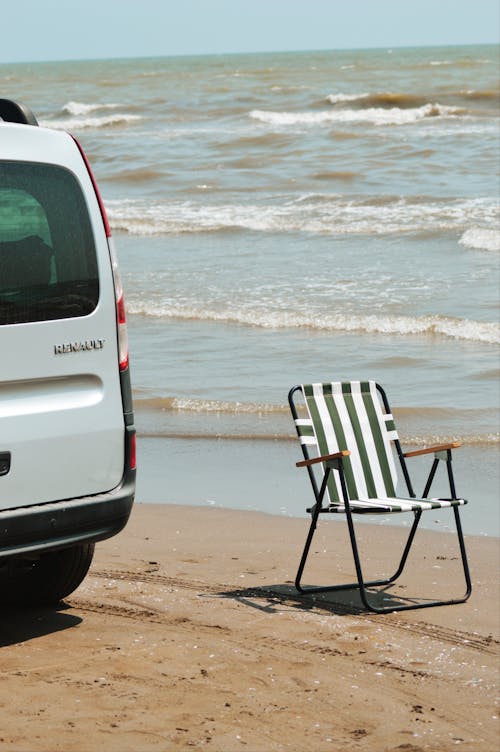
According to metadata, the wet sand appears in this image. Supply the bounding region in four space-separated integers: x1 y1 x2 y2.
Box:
1 503 498 751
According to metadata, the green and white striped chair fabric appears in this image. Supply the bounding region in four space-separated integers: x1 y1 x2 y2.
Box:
296 381 466 513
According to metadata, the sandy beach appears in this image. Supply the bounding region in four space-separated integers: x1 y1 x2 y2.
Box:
1 503 498 751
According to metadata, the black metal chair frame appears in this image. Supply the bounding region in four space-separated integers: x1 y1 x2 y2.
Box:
289 384 472 613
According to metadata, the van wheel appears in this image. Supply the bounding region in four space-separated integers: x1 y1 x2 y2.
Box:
1 543 95 606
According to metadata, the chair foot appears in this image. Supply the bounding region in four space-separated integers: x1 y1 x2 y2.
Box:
295 576 394 595
359 593 472 614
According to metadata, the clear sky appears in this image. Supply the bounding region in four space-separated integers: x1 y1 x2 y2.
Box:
2 0 499 63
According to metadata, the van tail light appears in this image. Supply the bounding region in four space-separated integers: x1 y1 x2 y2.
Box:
72 135 129 371
128 431 137 471
107 234 129 371
116 286 129 371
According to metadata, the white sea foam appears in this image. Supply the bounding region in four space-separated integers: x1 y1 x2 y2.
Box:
167 397 285 414
62 101 122 115
126 301 500 345
326 93 369 104
459 227 500 252
249 103 461 127
106 196 499 237
40 112 141 130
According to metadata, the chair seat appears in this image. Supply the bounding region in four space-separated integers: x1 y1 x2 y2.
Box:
313 496 467 514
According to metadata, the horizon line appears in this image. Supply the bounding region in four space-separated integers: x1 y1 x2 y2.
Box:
1 41 498 67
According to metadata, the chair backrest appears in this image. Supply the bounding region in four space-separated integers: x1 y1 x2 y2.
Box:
291 381 400 503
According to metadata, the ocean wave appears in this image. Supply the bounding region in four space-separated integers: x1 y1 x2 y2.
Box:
62 101 122 115
138 430 295 442
460 88 500 102
134 396 289 414
127 303 500 344
132 397 499 446
394 406 481 419
106 195 499 237
362 92 430 108
135 398 495 420
326 92 430 108
136 428 499 445
249 103 463 127
138 429 498 445
326 92 369 104
428 60 454 67
400 432 499 446
428 58 492 68
106 167 167 183
40 112 142 130
459 227 500 252
311 170 357 181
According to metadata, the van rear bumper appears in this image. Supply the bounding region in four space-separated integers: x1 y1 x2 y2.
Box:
0 467 135 558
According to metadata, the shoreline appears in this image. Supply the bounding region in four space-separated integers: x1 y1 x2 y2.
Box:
136 435 500 538
1 503 498 751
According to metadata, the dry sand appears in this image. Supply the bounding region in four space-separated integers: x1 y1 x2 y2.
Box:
1 503 498 751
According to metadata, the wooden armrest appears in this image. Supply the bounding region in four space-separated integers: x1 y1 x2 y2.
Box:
403 441 462 458
296 450 350 468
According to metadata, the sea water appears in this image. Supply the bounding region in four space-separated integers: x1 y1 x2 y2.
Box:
2 46 498 534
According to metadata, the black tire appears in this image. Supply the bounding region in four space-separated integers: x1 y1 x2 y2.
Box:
1 543 95 606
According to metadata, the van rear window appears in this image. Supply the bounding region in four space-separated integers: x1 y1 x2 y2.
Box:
0 161 99 325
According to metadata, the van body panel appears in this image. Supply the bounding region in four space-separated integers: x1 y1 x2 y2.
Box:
0 122 132 514
0 375 103 418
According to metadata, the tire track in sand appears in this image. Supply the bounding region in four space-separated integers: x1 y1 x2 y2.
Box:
80 567 498 656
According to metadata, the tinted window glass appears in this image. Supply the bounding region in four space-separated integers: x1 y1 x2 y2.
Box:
0 161 99 325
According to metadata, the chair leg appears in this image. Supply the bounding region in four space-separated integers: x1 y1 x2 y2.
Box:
357 505 472 613
453 505 472 598
296 463 410 595
343 506 429 613
295 506 320 592
386 510 422 584
295 511 421 596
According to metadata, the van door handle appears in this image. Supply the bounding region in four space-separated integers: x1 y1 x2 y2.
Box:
0 452 11 476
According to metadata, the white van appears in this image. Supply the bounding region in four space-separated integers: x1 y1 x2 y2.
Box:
0 99 136 605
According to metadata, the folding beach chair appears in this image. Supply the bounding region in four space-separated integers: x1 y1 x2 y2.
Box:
289 381 471 612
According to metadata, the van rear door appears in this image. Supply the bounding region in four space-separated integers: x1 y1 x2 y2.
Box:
0 129 125 510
